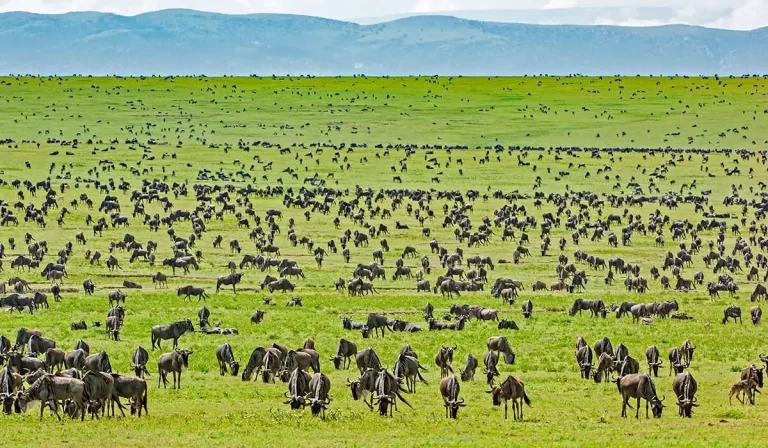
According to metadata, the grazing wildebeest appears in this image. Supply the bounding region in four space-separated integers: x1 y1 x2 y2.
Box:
355 346 382 374
752 306 763 325
594 337 614 359
373 368 412 417
569 298 606 318
521 300 533 318
594 352 614 384
722 305 742 324
307 372 332 419
216 272 243 293
483 350 500 385
439 375 465 419
14 374 86 421
680 340 695 367
575 345 593 380
330 338 358 370
82 370 115 419
487 336 515 365
132 346 151 378
157 349 193 389
83 279 95 295
283 367 312 410
435 345 456 378
487 375 531 420
240 347 266 381
108 289 126 307
150 319 194 350
110 374 148 417
619 373 665 418
646 346 662 377
216 343 240 376
460 353 478 382
672 371 698 417
348 368 378 410
261 348 283 384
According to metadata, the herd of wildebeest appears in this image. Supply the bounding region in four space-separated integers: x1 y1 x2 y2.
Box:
1 135 768 424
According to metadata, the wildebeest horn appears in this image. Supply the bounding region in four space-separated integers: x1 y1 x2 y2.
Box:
452 344 457 350
284 391 290 398
660 395 666 402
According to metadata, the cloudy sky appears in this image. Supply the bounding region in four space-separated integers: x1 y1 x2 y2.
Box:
0 0 766 30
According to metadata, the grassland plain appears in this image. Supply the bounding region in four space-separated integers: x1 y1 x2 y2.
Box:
0 76 767 447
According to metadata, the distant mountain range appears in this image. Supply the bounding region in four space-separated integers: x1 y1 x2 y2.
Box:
0 9 766 75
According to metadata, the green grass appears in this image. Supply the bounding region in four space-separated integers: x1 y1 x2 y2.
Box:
1 76 768 446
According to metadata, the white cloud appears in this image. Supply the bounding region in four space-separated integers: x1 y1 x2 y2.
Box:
705 0 768 30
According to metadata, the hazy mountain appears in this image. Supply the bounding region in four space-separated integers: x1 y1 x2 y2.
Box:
352 7 733 27
0 9 765 75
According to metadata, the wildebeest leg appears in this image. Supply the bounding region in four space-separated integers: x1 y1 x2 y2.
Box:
113 396 126 418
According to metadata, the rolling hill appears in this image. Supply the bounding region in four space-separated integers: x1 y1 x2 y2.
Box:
0 9 766 75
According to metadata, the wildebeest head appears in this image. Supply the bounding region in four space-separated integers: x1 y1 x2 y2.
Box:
676 395 698 417
651 395 665 418
445 397 466 419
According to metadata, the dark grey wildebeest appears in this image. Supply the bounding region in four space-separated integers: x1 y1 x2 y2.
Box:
241 347 266 381
216 272 243 293
618 373 665 418
373 368 412 417
177 285 209 302
84 351 112 373
394 353 428 393
483 350 500 385
722 305 742 324
488 375 531 420
158 349 193 389
14 374 86 421
307 372 332 419
575 345 593 380
132 346 151 378
646 345 662 377
460 353 478 382
44 348 66 372
28 334 56 357
150 319 194 350
331 338 358 370
284 368 312 410
366 314 390 338
110 373 148 417
487 336 516 365
355 346 382 374
672 371 698 417
216 343 240 376
65 349 87 370
435 345 456 378
569 298 606 318
440 375 466 419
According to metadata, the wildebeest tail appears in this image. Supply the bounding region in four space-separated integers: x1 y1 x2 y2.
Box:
523 392 531 406
395 391 413 408
417 370 428 384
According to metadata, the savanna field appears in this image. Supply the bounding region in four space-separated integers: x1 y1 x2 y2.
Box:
1 75 768 446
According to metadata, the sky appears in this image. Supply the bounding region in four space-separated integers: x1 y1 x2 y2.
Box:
0 0 766 30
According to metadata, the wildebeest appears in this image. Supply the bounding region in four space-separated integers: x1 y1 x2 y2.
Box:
575 345 593 380
569 298 606 318
157 349 193 389
439 375 465 419
672 371 698 417
619 373 665 418
435 345 456 378
82 370 115 419
394 353 428 393
150 319 194 350
216 272 243 293
355 346 382 374
28 334 56 357
250 310 266 325
497 319 519 330
14 374 86 420
722 305 742 324
331 338 357 370
241 347 266 381
487 336 515 365
132 346 151 378
216 343 240 376
373 367 412 417
646 346 662 377
177 285 209 302
483 350 500 385
366 314 390 338
267 278 296 293
307 372 332 419
752 306 763 325
283 367 312 409
487 375 531 420
460 353 478 382
84 351 112 373
110 373 148 417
